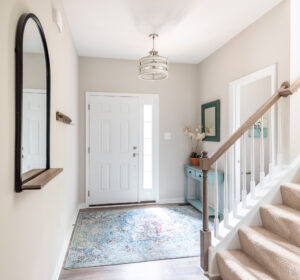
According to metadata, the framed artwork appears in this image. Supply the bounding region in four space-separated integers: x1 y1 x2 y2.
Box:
201 100 220 142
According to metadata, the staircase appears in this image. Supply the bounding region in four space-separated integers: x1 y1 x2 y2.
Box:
217 183 300 280
198 78 300 276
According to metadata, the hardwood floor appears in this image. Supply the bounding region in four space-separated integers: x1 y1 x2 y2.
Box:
59 257 208 280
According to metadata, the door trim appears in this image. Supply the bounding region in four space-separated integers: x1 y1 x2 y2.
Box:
228 64 276 206
85 92 159 206
23 88 46 94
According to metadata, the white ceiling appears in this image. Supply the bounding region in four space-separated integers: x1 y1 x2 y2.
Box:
63 0 282 64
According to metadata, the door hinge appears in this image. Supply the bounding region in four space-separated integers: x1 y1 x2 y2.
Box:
88 104 90 110
88 190 90 197
88 147 90 153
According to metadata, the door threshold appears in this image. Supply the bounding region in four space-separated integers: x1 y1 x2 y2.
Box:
83 201 188 211
88 201 156 208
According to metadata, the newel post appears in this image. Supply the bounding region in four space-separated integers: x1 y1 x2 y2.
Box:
200 151 211 274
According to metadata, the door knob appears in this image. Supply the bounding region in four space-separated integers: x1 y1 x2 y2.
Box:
133 153 139 157
133 146 137 150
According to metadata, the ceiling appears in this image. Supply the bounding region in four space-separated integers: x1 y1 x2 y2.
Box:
62 0 282 64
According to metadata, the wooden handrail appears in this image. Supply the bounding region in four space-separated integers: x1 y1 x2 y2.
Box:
291 77 300 93
200 77 300 170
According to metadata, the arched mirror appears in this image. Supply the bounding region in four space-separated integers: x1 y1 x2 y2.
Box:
15 13 50 192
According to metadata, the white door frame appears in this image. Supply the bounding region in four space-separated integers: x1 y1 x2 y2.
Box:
228 64 277 205
85 92 159 206
24 89 46 94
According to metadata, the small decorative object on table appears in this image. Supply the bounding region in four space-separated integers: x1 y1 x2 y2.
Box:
183 126 205 166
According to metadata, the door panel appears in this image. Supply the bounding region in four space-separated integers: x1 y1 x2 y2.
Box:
88 96 139 205
22 92 46 173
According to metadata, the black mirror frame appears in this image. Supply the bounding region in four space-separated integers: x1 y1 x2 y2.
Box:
15 13 51 192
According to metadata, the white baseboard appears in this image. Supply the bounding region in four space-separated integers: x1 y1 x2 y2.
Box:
78 203 87 209
51 204 81 280
158 198 186 204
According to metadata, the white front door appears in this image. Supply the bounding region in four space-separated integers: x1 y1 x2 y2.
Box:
88 95 139 205
22 91 47 173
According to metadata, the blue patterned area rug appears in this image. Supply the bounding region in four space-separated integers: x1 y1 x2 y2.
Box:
64 205 212 269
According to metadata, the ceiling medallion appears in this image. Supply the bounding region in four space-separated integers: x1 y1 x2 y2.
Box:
138 33 168 80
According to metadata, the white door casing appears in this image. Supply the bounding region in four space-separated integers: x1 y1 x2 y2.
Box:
86 93 159 206
229 64 276 207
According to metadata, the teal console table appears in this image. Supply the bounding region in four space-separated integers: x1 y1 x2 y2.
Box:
184 165 224 218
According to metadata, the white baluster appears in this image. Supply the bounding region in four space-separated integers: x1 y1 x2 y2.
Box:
214 161 219 238
228 145 234 213
277 101 282 166
242 134 247 207
250 125 255 198
260 117 265 187
224 152 229 228
233 142 238 217
269 106 275 179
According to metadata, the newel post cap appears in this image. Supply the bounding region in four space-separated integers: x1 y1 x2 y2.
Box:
200 151 210 170
202 151 208 158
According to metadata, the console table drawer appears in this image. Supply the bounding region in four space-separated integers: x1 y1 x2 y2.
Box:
186 168 196 177
195 171 202 179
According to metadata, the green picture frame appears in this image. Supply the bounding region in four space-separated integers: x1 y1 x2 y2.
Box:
201 100 220 142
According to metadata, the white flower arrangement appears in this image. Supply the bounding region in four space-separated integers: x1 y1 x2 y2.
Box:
183 125 205 158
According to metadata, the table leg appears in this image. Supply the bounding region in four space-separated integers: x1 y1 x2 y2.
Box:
196 181 199 200
185 174 188 202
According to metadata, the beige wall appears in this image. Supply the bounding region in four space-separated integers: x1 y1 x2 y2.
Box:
197 0 290 163
79 57 198 202
23 53 46 89
0 0 79 280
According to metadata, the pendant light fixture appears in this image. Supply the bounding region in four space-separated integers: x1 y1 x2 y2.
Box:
138 33 168 80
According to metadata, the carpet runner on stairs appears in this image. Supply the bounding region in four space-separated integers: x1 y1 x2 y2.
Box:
217 183 300 280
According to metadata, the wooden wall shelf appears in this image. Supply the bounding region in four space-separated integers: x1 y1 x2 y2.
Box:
22 168 45 182
22 168 63 190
